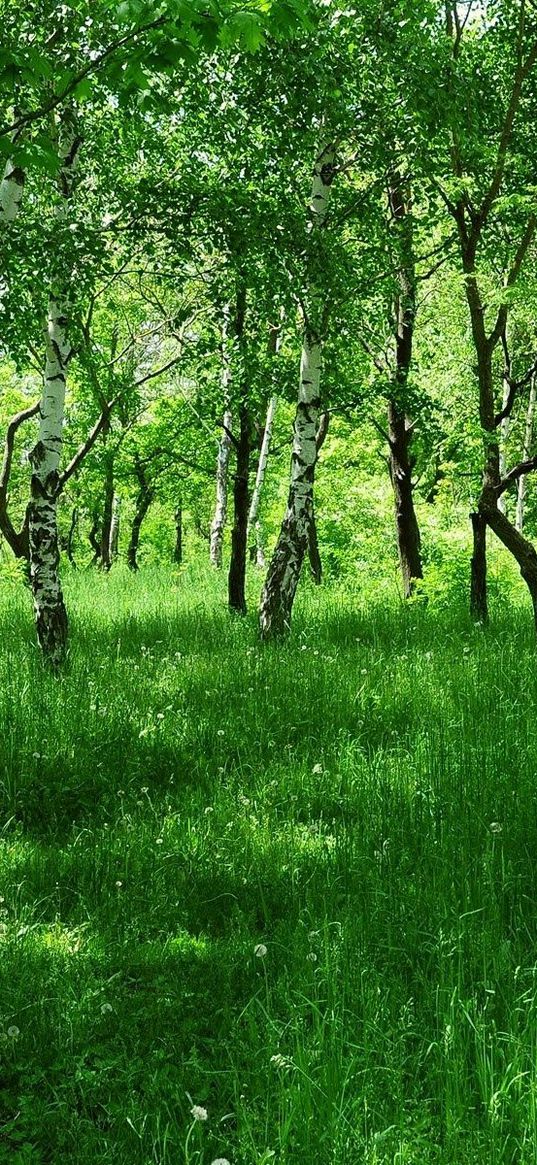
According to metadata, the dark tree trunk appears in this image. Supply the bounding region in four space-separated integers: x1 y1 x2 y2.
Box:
173 503 183 565
128 473 154 571
387 174 423 598
228 403 250 615
89 509 101 564
388 400 423 598
66 506 78 567
470 511 488 621
484 498 537 633
100 457 114 570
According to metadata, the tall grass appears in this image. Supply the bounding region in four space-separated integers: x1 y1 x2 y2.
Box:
0 564 536 1163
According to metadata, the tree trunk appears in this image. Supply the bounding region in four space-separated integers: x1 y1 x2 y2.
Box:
173 502 183 564
0 157 24 224
470 511 488 622
484 499 537 632
498 366 512 515
248 394 277 568
128 468 154 571
307 413 330 584
89 509 101 564
109 492 121 564
515 371 537 532
228 403 250 615
259 142 335 639
100 456 114 570
387 172 423 597
388 401 423 597
28 110 80 665
66 506 78 566
210 311 233 568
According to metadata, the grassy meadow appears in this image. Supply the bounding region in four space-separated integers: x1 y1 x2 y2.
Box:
1 563 537 1163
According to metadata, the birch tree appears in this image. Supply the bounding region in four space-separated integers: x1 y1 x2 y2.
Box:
259 141 335 638
28 108 81 664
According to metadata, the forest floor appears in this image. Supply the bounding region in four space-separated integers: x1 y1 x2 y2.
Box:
0 564 536 1164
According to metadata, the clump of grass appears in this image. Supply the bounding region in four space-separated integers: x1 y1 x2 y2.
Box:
0 564 536 1163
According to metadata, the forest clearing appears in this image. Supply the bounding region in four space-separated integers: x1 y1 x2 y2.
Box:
1 564 537 1165
3 0 537 1161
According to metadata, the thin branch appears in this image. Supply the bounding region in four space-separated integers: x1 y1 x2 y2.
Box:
0 401 40 499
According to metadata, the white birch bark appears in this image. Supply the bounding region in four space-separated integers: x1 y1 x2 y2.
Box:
210 312 233 568
259 142 335 638
0 158 24 224
516 372 537 532
109 493 121 562
248 395 278 568
28 110 81 663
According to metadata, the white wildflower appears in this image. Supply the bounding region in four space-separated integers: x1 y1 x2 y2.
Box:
254 944 267 959
190 1105 208 1122
7 1026 19 1039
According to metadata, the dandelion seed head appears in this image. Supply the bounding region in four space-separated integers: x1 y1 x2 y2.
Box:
254 944 267 958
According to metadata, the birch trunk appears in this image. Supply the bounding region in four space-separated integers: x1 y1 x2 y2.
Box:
28 111 81 664
515 372 537 532
0 155 24 224
210 313 232 568
248 395 277 568
259 142 335 639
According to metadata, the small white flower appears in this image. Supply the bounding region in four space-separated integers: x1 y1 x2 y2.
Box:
190 1105 208 1122
254 944 267 959
312 763 323 775
211 1159 231 1165
7 1026 19 1039
307 951 317 963
115 881 123 889
156 838 164 845
101 1003 113 1015
217 729 225 736
490 822 503 834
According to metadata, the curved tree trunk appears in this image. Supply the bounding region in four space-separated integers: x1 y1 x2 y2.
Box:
28 109 81 664
260 142 335 639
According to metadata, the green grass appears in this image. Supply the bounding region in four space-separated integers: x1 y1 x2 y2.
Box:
1 563 537 1164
